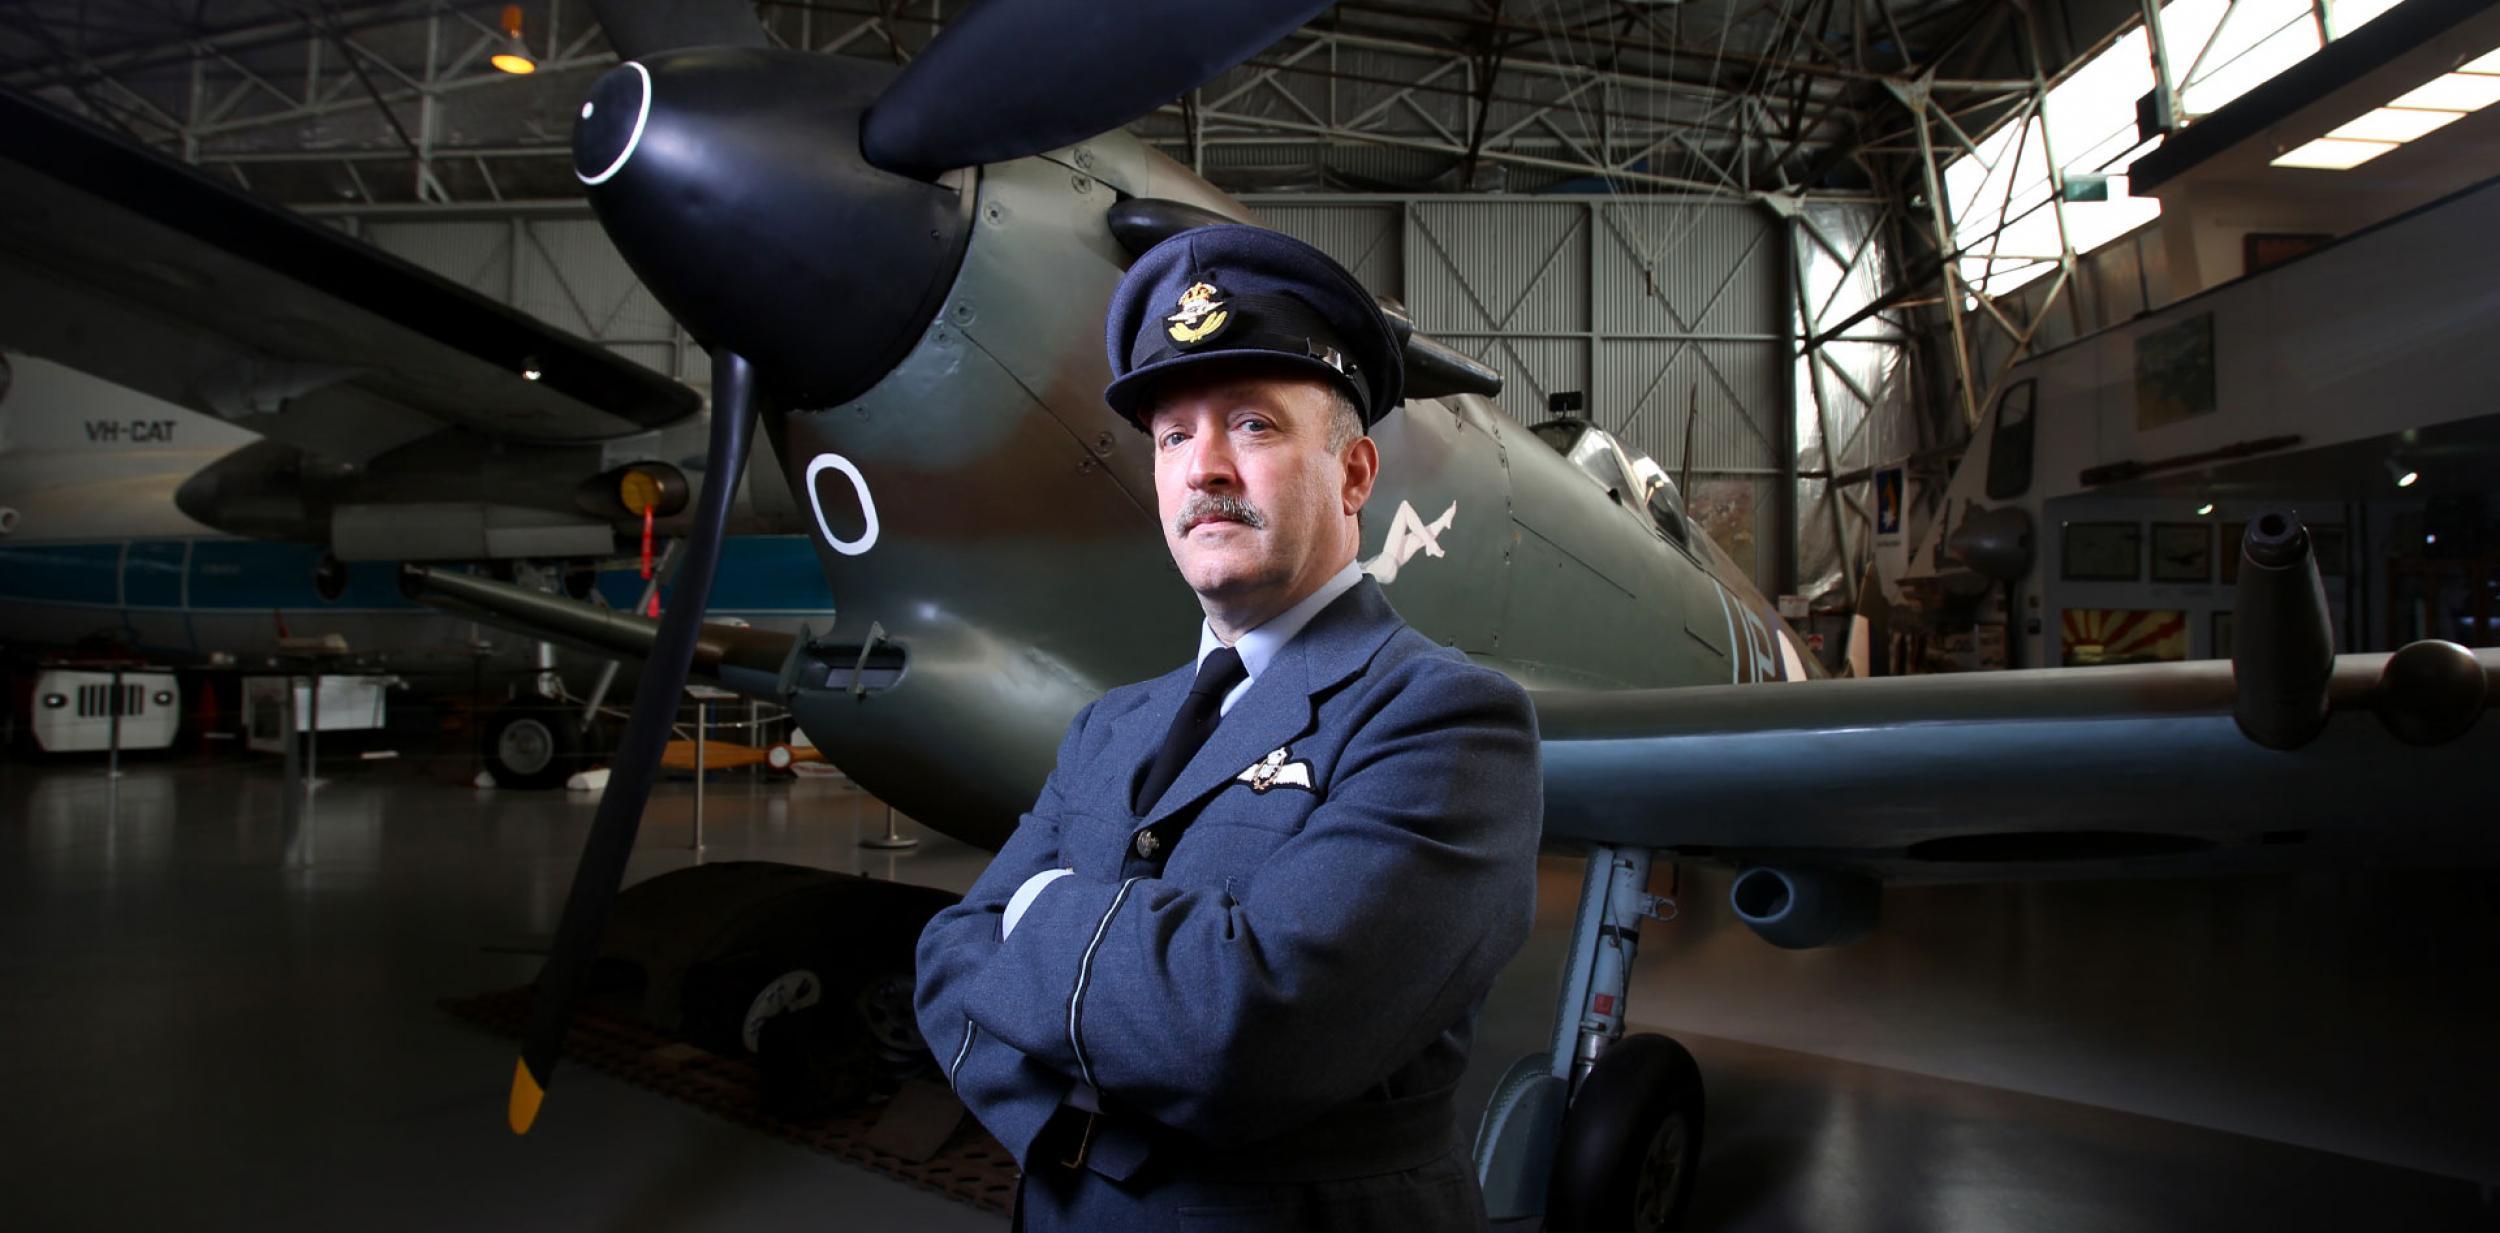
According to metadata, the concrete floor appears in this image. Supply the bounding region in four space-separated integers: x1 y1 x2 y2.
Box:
3 753 2491 1231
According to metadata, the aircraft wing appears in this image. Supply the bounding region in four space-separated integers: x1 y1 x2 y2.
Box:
1534 650 2500 883
404 565 800 696
0 88 700 464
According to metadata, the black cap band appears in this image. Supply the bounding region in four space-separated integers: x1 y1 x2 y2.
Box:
1136 331 1370 411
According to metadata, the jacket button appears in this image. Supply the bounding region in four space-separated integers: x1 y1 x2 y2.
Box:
1135 831 1160 858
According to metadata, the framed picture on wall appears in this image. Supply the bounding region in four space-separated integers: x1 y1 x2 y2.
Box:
2134 313 2217 431
2061 608 2189 666
2244 232 2332 276
2062 521 2142 581
2151 522 2214 583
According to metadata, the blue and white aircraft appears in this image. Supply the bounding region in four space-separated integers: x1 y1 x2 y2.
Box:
0 349 830 779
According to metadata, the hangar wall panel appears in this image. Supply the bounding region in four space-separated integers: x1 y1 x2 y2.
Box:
1250 203 1404 298
349 215 699 387
1250 194 1795 590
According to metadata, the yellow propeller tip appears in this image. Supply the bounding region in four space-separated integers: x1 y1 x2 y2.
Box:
508 1059 546 1135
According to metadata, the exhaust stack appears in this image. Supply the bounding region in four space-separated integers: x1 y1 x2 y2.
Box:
1729 867 1879 950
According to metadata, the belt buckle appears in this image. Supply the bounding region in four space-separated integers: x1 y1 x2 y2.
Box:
1057 1109 1098 1171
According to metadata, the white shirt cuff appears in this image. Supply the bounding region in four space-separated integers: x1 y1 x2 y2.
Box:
1001 868 1074 939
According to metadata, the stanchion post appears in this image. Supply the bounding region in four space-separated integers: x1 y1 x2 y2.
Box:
106 664 124 781
304 670 320 793
280 675 302 840
691 695 707 855
862 803 919 851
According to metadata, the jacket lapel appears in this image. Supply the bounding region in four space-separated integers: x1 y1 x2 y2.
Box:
1138 578 1405 827
1106 665 1192 817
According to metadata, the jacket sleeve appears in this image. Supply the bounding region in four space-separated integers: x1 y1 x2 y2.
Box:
912 699 1095 1092
957 659 1542 1145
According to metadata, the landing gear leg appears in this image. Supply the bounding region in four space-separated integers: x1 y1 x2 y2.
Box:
1477 845 1702 1231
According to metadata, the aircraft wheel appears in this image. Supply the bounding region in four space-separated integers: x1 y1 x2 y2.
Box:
482 706 580 789
1546 1033 1705 1233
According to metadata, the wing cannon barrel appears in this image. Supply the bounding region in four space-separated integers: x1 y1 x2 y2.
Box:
2230 510 2337 750
400 564 794 697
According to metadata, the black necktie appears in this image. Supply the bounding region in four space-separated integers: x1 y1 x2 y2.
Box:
1134 647 1247 814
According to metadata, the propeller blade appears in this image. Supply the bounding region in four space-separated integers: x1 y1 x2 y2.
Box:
508 350 762 1134
860 0 1335 179
590 0 769 61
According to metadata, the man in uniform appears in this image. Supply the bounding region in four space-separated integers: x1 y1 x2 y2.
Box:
914 225 1542 1230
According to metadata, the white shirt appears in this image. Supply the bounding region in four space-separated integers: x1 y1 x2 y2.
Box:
1193 559 1365 718
1000 560 1365 940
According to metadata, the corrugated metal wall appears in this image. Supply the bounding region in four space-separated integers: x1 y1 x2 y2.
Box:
1250 193 1792 589
344 216 699 385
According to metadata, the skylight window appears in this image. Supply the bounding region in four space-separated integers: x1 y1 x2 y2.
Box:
1944 0 2451 298
1944 27 2161 298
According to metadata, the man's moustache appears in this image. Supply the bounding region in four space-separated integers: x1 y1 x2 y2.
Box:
1175 494 1268 537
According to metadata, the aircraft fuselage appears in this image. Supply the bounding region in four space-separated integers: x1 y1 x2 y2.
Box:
765 135 1814 848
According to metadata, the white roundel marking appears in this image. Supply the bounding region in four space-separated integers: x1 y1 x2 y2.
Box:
805 452 880 556
575 61 651 186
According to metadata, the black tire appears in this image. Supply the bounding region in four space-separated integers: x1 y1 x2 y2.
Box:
481 705 580 789
1546 1034 1706 1233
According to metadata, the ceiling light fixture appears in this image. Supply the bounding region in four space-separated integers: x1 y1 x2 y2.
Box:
2272 44 2500 170
2272 136 2398 169
2385 457 2419 488
2195 501 2216 517
491 5 536 75
2327 106 2466 142
2388 72 2500 112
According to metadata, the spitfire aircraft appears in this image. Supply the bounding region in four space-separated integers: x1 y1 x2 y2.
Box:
5 3 2496 1229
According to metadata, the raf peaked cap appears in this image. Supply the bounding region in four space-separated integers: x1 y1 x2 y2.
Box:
1103 225 1405 431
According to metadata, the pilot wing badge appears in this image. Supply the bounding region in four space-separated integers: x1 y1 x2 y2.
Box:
1166 280 1232 347
1237 746 1314 794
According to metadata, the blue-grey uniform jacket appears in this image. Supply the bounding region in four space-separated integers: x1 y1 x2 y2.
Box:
913 578 1542 1229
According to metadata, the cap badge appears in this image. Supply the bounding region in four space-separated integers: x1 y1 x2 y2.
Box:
1166 281 1232 347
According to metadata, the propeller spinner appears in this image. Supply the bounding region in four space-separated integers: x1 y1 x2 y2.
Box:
573 49 973 408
